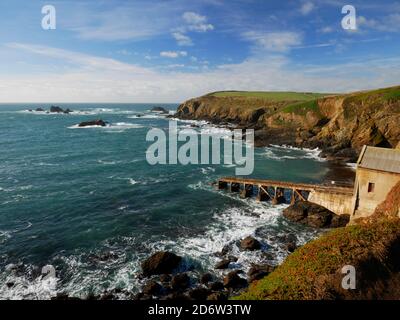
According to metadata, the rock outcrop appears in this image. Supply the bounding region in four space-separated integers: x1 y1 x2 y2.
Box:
283 201 350 228
141 251 182 276
151 106 169 114
240 236 261 251
175 86 400 160
78 120 107 127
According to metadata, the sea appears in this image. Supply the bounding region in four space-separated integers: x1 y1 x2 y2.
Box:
0 103 337 299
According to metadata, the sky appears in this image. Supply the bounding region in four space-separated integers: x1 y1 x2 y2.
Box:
0 0 399 103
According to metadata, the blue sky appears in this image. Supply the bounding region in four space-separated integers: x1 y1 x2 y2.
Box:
0 0 399 102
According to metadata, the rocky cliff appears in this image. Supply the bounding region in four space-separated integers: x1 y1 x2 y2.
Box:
175 86 400 161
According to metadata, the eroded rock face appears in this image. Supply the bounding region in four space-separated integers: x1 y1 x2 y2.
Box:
175 87 400 160
283 201 349 228
141 251 182 276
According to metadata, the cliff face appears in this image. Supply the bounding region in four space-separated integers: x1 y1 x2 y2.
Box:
175 87 400 161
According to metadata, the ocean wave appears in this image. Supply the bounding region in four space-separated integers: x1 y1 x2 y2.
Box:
68 122 143 130
19 108 137 116
128 114 168 119
0 272 58 300
263 145 324 162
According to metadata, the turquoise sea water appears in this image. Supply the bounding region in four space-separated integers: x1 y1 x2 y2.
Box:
0 103 331 299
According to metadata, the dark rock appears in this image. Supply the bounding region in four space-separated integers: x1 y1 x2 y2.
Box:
216 244 231 257
171 273 190 290
164 293 190 300
133 292 153 301
223 271 247 289
207 292 228 301
285 242 297 253
282 202 308 222
159 274 172 284
307 210 331 228
330 214 350 228
64 108 73 114
188 287 211 300
51 293 81 301
208 281 224 291
215 259 231 270
78 120 108 127
151 106 169 114
142 281 162 296
228 256 238 262
142 251 182 277
6 282 14 288
247 264 275 283
88 251 118 263
240 236 261 251
99 291 115 300
283 201 344 228
35 108 45 112
50 106 64 113
200 273 213 284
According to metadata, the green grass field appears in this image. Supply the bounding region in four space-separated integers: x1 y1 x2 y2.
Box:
209 91 330 101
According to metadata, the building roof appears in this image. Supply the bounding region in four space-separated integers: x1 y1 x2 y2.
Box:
357 146 400 174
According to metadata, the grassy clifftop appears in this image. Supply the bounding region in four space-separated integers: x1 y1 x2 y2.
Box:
176 86 400 160
208 91 328 101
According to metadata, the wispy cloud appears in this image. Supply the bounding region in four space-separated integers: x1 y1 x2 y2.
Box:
160 51 188 58
172 11 214 46
242 31 303 52
172 32 193 46
300 2 315 15
182 12 214 32
358 14 400 32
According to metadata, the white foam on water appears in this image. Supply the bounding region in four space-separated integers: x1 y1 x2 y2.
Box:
0 275 59 300
0 230 12 244
68 122 143 131
20 108 137 116
128 179 138 185
128 114 167 119
263 145 325 162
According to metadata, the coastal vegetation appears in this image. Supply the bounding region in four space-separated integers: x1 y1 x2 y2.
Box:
208 91 328 101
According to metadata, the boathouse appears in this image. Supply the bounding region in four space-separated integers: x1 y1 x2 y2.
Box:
352 146 400 218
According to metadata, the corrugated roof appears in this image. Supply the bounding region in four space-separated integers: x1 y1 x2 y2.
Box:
357 146 400 174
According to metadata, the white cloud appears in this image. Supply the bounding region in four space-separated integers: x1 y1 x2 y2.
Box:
172 32 193 46
183 12 207 25
242 31 302 52
160 51 187 58
171 12 214 46
319 26 334 33
183 12 214 32
2 43 400 103
300 2 315 15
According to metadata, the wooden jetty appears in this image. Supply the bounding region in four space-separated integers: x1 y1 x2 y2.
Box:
216 177 354 207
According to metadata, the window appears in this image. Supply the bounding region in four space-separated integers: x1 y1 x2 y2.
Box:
368 182 375 193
